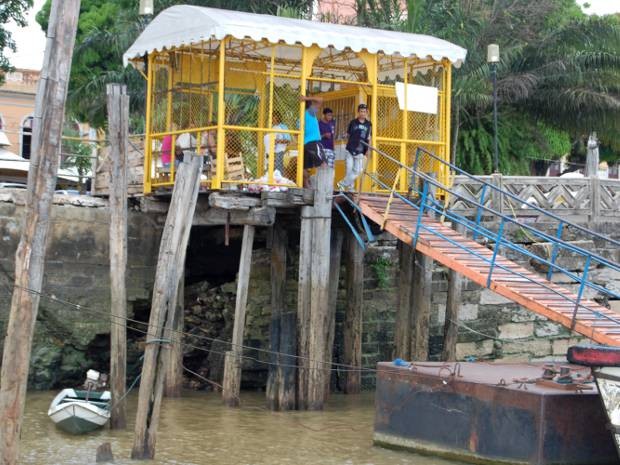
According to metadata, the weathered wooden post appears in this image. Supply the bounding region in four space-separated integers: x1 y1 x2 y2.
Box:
325 228 344 397
343 233 364 394
266 223 287 410
307 165 335 409
394 242 414 359
107 83 129 429
441 223 464 361
222 225 255 407
0 1 80 463
164 273 184 397
297 205 313 410
131 154 202 460
411 251 432 360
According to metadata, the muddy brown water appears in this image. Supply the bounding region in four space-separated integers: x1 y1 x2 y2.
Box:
21 390 466 465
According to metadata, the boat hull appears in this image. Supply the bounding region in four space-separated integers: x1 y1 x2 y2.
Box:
48 389 110 434
374 362 617 465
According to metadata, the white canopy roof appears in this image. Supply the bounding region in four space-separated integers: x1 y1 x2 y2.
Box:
123 6 467 67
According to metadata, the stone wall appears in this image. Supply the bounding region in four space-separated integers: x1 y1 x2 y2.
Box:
0 189 618 392
0 190 162 389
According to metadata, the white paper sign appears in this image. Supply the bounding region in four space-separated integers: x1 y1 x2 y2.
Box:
395 82 438 115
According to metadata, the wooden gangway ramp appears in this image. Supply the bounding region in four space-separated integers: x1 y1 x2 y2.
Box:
358 194 620 347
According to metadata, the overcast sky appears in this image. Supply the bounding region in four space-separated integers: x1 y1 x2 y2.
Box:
4 0 620 71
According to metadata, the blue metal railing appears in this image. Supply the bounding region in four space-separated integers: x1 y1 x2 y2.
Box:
353 143 620 331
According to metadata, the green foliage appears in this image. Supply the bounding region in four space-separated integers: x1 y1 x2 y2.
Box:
358 0 620 173
35 0 310 128
61 122 92 193
0 0 33 83
371 255 392 289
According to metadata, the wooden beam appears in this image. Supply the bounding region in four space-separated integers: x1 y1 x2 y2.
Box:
442 223 464 362
208 192 261 210
343 233 364 394
107 83 129 429
296 205 313 410
394 241 414 360
193 204 275 226
0 1 80 463
325 228 344 398
411 251 432 360
307 166 335 410
164 273 184 397
131 154 202 460
222 225 255 407
266 223 287 410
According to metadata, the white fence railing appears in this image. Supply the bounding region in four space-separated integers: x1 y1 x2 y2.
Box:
449 174 620 219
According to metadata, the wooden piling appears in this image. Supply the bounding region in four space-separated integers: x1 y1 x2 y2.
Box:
0 1 80 463
164 273 184 397
266 224 287 410
343 233 364 394
442 223 464 361
107 83 129 429
222 225 255 407
307 166 335 409
131 154 202 460
394 241 415 360
296 205 313 410
411 251 432 360
277 311 297 410
325 228 344 397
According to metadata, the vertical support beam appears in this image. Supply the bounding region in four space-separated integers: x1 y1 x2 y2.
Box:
343 233 364 394
278 311 297 410
164 272 184 398
394 242 414 360
266 224 287 410
107 83 129 429
213 37 227 189
411 251 432 360
307 166 335 409
441 223 464 362
297 205 313 410
222 225 255 407
131 154 202 460
0 1 80 463
490 173 503 214
325 228 344 397
443 60 452 188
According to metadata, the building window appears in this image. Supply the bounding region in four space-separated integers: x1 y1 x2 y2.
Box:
21 116 33 159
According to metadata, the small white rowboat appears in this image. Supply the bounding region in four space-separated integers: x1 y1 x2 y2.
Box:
48 386 111 434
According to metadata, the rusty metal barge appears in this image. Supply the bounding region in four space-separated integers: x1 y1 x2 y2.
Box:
374 361 618 465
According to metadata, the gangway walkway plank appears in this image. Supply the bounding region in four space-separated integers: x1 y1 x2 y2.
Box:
358 194 620 347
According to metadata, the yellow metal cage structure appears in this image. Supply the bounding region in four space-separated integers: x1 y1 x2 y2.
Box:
137 36 454 194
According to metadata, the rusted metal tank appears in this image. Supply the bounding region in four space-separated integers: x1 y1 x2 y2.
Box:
374 362 618 465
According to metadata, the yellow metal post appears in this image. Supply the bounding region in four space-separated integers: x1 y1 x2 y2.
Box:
267 47 276 185
400 58 408 192
257 74 266 176
297 46 321 188
444 60 452 189
143 53 155 194
360 52 378 193
214 37 227 190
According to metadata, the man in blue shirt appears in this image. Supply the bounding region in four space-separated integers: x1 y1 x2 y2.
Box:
300 95 326 188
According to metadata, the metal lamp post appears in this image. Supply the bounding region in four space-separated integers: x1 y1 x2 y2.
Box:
487 44 500 173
